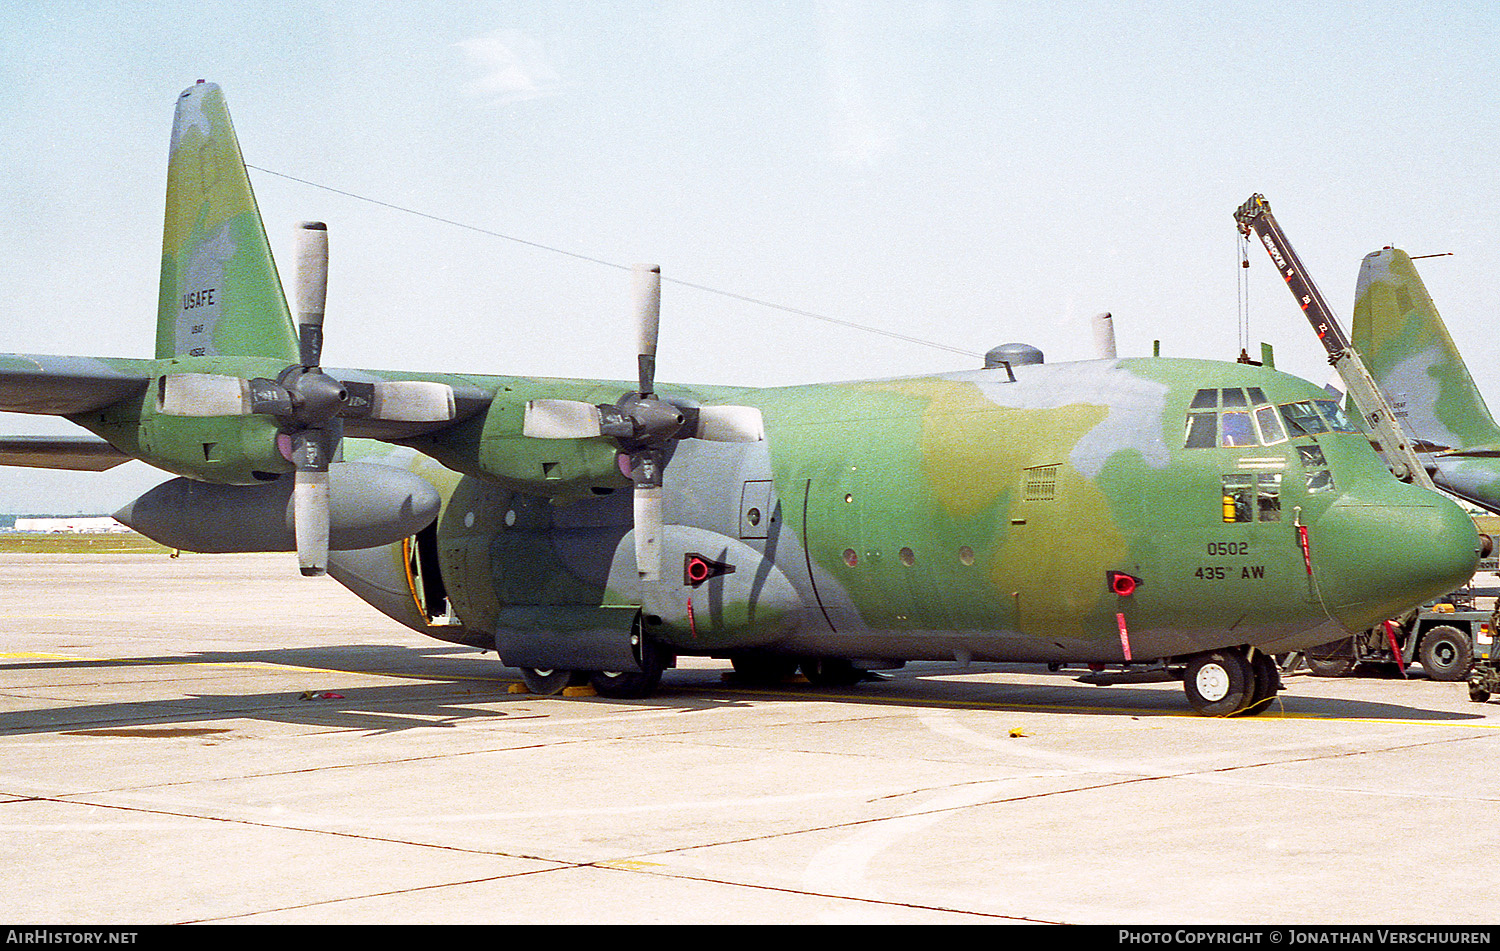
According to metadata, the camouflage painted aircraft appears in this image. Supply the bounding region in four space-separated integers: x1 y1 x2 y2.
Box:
0 82 1483 716
1352 247 1500 515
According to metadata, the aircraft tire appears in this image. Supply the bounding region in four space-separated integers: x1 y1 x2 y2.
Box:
520 668 575 696
1418 625 1472 682
589 636 667 699
1304 638 1356 678
1235 651 1281 716
1183 650 1253 717
801 657 863 687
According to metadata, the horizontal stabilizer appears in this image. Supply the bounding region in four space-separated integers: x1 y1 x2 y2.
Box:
0 435 133 471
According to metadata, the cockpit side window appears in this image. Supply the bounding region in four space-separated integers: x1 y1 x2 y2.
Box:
1313 399 1361 434
1297 444 1334 492
1280 401 1328 436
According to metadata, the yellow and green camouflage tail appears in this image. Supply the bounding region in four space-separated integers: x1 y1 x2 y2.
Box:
155 81 299 362
1352 248 1500 455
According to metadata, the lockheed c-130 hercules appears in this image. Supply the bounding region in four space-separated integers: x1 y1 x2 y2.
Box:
0 82 1482 715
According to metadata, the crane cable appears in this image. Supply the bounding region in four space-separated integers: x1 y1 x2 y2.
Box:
1236 233 1253 363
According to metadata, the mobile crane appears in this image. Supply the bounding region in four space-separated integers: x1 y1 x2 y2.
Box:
1232 194 1435 491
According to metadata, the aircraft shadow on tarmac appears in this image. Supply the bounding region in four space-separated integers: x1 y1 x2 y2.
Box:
0 651 1485 736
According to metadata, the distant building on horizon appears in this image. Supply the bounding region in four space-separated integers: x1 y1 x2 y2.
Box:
10 516 130 534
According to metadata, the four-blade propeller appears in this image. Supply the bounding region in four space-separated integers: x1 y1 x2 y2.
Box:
523 264 765 580
157 222 457 576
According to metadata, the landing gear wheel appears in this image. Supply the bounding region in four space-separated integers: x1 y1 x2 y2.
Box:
590 633 667 699
1183 649 1254 717
801 657 864 687
1419 625 1473 682
1468 681 1491 703
1304 638 1356 678
1236 651 1282 716
520 668 575 696
731 655 799 684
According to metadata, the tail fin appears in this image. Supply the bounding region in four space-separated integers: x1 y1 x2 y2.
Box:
155 81 299 362
1352 248 1500 454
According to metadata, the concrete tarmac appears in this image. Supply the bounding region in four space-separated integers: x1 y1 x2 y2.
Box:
2 552 1499 925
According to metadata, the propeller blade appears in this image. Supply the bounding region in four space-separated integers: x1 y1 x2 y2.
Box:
362 380 455 422
694 405 765 443
634 485 663 582
633 264 661 396
294 222 329 368
293 468 330 576
157 373 252 416
524 399 604 439
290 428 334 577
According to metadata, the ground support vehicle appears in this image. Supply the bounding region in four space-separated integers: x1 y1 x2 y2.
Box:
1297 588 1494 682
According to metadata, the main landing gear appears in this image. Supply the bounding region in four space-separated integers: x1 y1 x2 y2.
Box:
518 624 668 700
1182 647 1280 716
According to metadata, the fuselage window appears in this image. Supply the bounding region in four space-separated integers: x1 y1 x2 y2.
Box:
1254 405 1287 445
1257 473 1282 521
1220 411 1256 447
1224 472 1282 523
1280 401 1328 436
1223 475 1254 523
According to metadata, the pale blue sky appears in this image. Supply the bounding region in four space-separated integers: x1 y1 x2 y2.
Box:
1 1 1497 511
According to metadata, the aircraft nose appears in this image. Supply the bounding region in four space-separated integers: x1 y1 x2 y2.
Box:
1309 482 1480 631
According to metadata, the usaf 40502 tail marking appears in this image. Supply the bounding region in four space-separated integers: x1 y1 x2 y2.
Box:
0 83 1481 716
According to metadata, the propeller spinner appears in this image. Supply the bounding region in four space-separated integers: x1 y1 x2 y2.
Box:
157 222 456 576
523 264 765 581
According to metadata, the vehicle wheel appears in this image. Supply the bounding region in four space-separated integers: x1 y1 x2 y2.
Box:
1183 649 1253 716
801 657 864 687
1419 625 1473 682
730 654 799 684
590 634 667 699
1304 638 1356 678
520 668 574 696
1236 651 1282 716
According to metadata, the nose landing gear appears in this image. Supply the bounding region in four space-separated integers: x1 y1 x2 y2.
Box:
1182 647 1280 716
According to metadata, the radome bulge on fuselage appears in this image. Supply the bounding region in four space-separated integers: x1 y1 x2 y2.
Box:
0 80 1481 717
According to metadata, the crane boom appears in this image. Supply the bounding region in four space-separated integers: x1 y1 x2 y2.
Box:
1233 193 1434 489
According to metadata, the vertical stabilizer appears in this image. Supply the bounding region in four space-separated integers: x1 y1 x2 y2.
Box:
156 82 298 362
1352 248 1499 454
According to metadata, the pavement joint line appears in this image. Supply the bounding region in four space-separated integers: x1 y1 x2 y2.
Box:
582 860 1042 922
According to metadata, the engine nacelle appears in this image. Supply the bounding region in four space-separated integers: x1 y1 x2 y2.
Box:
114 461 440 552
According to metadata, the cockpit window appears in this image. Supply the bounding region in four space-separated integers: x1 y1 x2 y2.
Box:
1280 401 1328 435
1254 406 1287 445
1247 387 1269 406
1220 411 1256 447
1313 399 1361 434
1185 412 1217 449
1190 388 1218 410
1222 388 1248 408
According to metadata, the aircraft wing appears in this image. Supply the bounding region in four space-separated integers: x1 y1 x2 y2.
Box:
0 355 152 415
0 435 134 471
